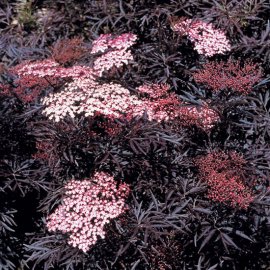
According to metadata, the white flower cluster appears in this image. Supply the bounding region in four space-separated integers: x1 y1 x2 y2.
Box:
91 33 137 76
42 77 144 122
172 18 231 57
14 59 60 77
91 33 137 54
93 49 134 76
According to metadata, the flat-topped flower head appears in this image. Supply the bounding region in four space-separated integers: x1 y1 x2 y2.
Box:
91 33 137 54
194 59 262 94
42 81 144 122
91 33 137 76
46 172 130 252
136 84 220 130
196 151 254 209
172 18 231 57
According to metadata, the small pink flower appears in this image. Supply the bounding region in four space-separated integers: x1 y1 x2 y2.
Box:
172 18 231 57
91 33 137 76
46 172 130 252
193 59 262 94
196 151 254 209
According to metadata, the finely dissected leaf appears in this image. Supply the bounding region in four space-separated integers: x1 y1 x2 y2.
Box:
193 207 212 215
171 199 190 215
150 190 159 210
131 259 141 270
186 186 205 194
197 255 203 270
198 229 216 252
1 221 15 232
235 230 254 242
221 233 240 250
261 21 270 42
208 263 218 270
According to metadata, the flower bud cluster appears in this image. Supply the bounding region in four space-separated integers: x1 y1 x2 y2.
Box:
178 104 220 131
196 151 254 209
51 37 86 65
193 59 262 94
46 172 130 252
206 172 254 209
136 84 180 121
6 61 63 102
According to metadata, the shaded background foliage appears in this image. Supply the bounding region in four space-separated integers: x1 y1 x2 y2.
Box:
0 0 270 269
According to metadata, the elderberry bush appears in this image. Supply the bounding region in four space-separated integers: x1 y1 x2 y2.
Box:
0 1 269 269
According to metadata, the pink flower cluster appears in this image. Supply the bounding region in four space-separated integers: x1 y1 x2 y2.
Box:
13 60 95 80
196 151 254 209
193 59 262 94
11 32 136 93
136 84 220 130
172 18 231 56
11 35 219 131
135 84 180 121
91 33 137 76
178 104 220 131
46 172 130 252
91 33 137 53
10 33 143 121
92 49 134 76
6 61 63 102
42 79 219 129
13 59 60 77
206 172 254 209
